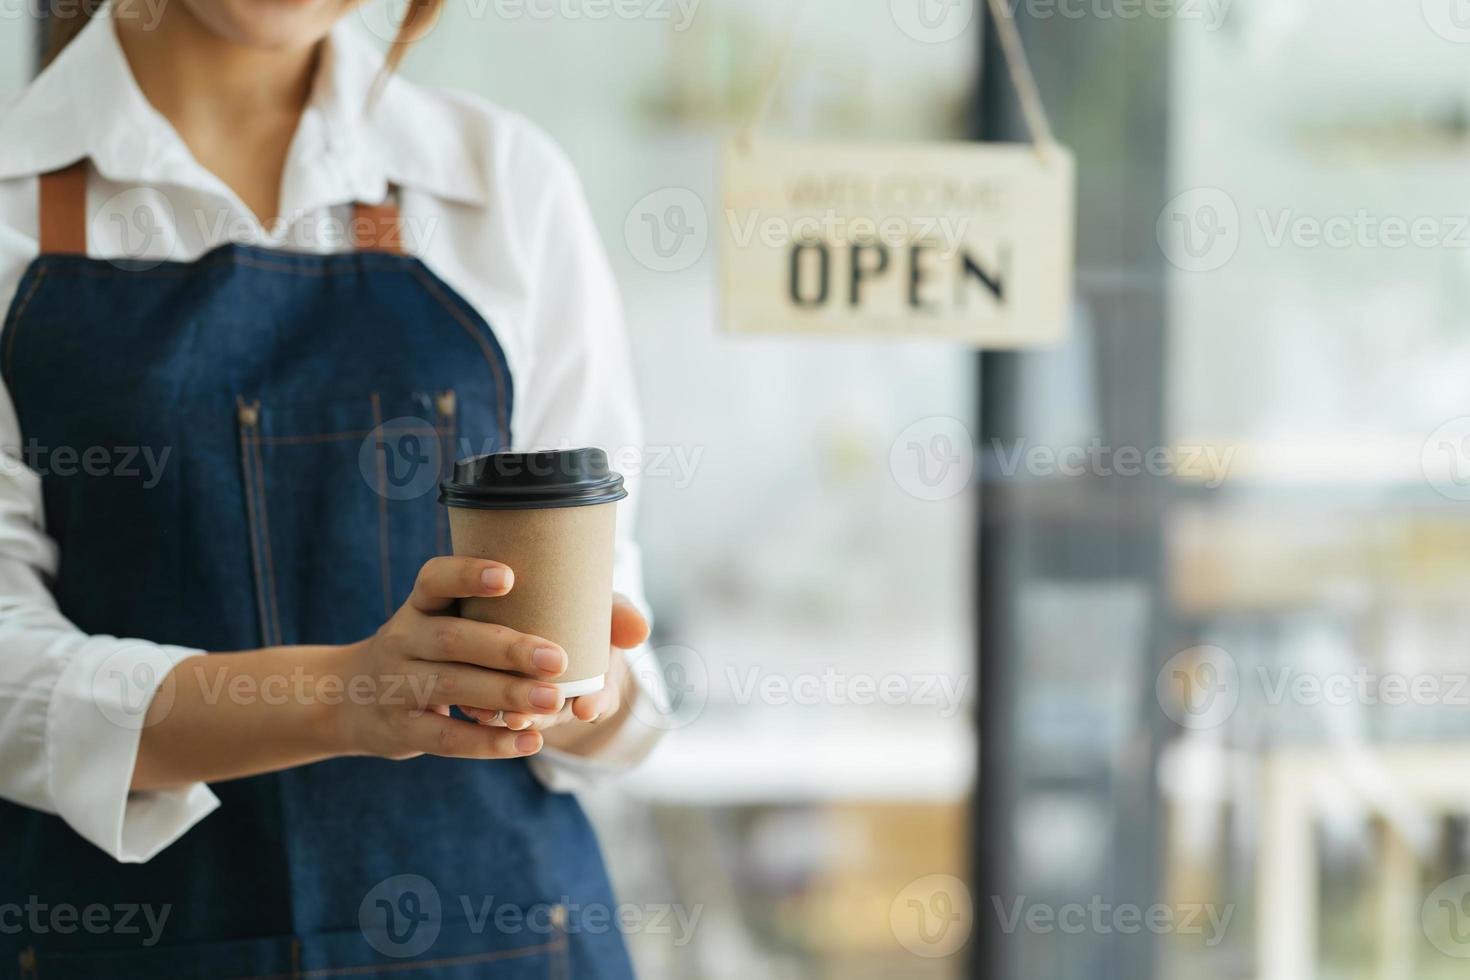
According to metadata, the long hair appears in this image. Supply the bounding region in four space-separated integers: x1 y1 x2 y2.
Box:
44 0 443 69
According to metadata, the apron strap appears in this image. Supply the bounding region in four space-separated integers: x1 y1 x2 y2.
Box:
351 196 404 255
38 161 403 256
37 161 89 256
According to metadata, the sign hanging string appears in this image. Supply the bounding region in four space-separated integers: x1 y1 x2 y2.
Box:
738 0 1059 162
982 0 1057 159
736 0 808 151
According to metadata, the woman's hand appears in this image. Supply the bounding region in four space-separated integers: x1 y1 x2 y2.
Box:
332 556 573 762
460 595 649 733
132 556 642 793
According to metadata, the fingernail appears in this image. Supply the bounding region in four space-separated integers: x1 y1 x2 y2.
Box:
588 713 601 724
482 567 512 592
509 716 531 731
529 686 561 710
533 645 567 675
515 732 540 753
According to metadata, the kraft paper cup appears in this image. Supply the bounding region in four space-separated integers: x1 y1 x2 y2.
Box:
440 449 626 696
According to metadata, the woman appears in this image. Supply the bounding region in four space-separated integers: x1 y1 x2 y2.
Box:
0 0 659 975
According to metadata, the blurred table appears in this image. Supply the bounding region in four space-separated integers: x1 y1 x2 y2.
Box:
625 707 974 805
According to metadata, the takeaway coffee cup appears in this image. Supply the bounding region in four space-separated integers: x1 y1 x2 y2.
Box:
439 449 627 696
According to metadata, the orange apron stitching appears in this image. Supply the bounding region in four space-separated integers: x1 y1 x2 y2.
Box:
250 418 284 646
237 399 273 648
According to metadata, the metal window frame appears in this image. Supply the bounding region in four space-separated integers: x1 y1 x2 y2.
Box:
971 6 1174 979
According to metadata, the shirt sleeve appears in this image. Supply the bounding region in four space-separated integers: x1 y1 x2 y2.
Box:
506 125 664 791
0 379 219 862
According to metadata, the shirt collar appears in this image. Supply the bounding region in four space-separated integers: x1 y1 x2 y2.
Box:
0 15 489 209
310 23 491 208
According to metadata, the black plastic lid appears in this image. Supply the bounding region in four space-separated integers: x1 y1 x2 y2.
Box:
439 449 628 510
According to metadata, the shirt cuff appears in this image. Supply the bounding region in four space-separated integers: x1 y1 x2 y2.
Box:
47 640 220 863
527 642 667 793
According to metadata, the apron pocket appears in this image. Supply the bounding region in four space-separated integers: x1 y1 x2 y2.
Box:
236 388 459 647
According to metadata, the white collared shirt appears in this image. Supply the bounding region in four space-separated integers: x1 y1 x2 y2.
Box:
0 14 658 863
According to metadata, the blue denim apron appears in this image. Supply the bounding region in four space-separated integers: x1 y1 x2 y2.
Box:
0 163 635 980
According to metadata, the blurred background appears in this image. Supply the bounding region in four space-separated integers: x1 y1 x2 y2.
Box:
399 4 978 978
14 0 1470 977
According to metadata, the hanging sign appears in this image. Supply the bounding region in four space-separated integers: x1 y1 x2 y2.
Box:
720 138 1075 348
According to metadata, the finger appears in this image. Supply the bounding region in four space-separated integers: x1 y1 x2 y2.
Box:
461 707 537 731
571 683 620 723
610 594 650 649
409 556 514 613
419 617 567 678
462 707 505 727
421 663 565 714
404 712 543 759
499 711 537 731
477 708 568 731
